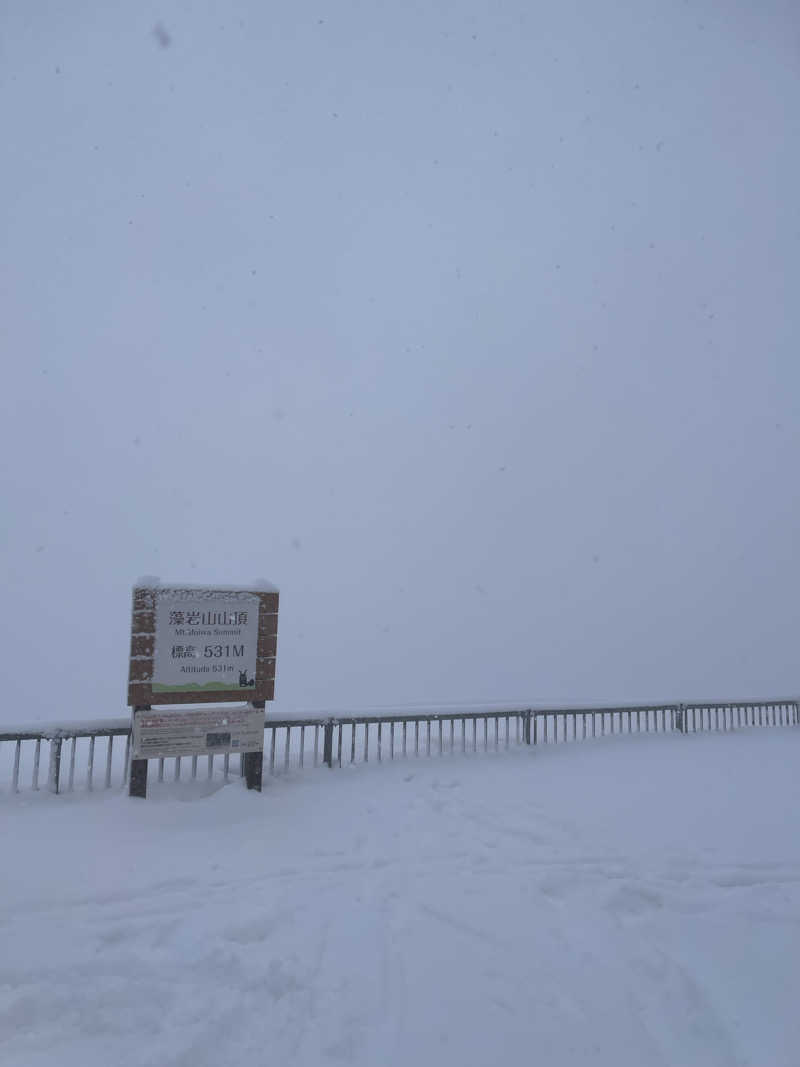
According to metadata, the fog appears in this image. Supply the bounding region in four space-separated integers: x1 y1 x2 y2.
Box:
2 0 798 723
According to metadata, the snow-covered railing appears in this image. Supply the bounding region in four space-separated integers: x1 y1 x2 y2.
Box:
531 699 799 741
1 698 798 797
0 719 132 795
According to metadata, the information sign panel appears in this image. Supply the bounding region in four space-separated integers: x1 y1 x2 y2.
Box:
151 594 259 695
128 583 278 706
131 705 265 760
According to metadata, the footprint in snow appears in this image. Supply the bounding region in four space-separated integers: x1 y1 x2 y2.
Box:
606 885 663 918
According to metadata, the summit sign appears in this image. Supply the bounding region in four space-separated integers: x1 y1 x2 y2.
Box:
128 583 278 707
126 581 278 798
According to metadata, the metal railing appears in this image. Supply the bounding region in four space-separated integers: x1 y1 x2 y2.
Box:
1 698 797 797
0 719 131 796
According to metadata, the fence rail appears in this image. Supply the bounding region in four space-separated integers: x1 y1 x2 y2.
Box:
1 699 797 797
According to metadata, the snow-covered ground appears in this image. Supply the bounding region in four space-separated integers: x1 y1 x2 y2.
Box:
2 727 799 1067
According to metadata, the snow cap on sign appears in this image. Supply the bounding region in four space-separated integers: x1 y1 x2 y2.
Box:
252 577 279 592
132 578 278 592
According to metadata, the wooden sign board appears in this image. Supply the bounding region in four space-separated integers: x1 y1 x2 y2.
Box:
128 584 278 707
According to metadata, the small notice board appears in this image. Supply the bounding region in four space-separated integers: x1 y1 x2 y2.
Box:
131 705 266 760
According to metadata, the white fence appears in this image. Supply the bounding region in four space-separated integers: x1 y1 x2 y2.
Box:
1 698 797 798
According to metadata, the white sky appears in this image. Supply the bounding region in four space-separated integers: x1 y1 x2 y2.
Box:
1 0 798 720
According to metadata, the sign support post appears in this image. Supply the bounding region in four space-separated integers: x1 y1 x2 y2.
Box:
129 706 150 798
243 701 265 791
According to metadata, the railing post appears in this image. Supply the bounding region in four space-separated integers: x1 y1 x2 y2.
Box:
524 710 532 744
323 718 334 768
676 703 686 734
47 735 63 794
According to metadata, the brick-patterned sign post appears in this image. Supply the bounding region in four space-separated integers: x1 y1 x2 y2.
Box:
127 582 278 798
